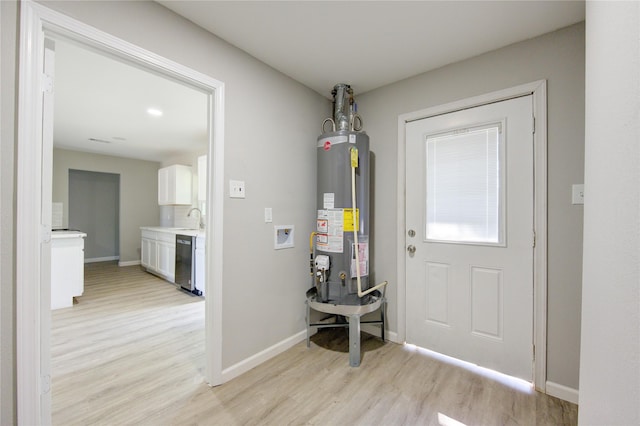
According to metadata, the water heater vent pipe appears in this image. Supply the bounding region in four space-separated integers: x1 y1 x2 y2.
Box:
333 83 350 131
323 83 364 133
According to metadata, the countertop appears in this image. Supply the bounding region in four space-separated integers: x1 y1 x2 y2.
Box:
140 226 205 237
51 230 87 239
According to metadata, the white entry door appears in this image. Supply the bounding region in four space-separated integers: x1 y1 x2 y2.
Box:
405 96 534 380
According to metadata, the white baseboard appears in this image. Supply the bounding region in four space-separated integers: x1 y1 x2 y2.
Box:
221 327 401 384
221 330 307 383
386 330 400 343
84 256 119 263
118 260 141 267
546 381 579 405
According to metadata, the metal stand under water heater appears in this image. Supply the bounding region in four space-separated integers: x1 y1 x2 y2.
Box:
305 83 388 367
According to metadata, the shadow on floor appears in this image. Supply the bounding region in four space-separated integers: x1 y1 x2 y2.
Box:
309 325 386 355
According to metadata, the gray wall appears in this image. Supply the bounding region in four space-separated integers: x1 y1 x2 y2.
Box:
579 2 639 424
53 149 160 263
0 2 599 423
1 1 18 423
40 1 328 372
358 23 585 391
68 169 120 260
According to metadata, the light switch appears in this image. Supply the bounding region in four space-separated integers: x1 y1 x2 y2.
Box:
229 180 245 199
572 184 584 205
264 208 272 223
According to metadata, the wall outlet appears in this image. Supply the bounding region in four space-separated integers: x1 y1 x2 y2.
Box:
229 180 245 198
572 184 584 205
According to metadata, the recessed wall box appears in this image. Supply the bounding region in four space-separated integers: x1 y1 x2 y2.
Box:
274 225 294 249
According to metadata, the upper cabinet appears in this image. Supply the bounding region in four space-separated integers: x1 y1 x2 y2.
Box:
198 155 207 201
158 164 192 205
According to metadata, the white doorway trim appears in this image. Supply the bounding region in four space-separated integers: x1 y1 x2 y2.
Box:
17 1 225 423
396 80 547 391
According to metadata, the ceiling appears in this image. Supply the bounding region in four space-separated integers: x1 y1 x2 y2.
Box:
53 1 585 162
54 38 209 162
159 0 586 96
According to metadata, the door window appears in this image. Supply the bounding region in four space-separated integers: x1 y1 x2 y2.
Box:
425 123 505 245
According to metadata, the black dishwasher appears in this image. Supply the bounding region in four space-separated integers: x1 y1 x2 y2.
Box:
175 234 202 296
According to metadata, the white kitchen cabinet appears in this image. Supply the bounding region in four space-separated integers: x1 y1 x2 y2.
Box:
141 235 157 270
157 243 175 280
51 231 87 310
141 228 176 282
141 227 205 294
158 164 192 205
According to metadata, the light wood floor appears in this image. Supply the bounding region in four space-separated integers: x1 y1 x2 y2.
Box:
52 261 578 425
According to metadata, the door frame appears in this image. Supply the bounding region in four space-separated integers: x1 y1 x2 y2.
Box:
16 1 226 423
396 80 547 391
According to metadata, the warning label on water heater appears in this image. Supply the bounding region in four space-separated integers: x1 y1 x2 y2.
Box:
323 193 334 209
316 209 344 253
343 208 359 232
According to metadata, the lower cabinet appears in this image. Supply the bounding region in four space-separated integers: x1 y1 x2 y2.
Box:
141 236 157 270
157 240 176 280
141 229 175 282
141 228 205 295
51 234 86 310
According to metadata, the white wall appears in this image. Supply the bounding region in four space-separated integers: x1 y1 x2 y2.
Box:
53 148 160 263
579 2 640 424
358 23 585 392
38 1 328 372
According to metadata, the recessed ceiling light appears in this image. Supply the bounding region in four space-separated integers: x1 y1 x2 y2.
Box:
147 108 163 117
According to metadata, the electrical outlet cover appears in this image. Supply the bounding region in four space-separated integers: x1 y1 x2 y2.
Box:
229 180 245 198
572 184 584 205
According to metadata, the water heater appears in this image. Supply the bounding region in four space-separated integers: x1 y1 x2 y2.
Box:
306 84 388 367
312 83 383 305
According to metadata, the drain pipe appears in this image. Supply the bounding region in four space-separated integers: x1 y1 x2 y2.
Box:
350 147 388 297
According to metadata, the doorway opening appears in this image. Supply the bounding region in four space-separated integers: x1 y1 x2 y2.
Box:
396 80 548 392
405 95 534 381
17 3 225 423
68 170 120 263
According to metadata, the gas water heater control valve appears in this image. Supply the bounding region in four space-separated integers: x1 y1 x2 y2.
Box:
314 255 330 271
315 255 330 283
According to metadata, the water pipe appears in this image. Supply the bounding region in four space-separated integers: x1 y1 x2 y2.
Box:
350 147 388 297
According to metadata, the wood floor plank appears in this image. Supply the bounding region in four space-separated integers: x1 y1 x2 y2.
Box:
52 261 578 425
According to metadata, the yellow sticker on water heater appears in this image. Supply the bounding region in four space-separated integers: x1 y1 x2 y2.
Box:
343 208 359 232
350 147 359 168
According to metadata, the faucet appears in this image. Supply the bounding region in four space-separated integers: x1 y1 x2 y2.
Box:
187 208 204 230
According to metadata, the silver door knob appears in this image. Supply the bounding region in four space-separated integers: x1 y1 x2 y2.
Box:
407 245 416 254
